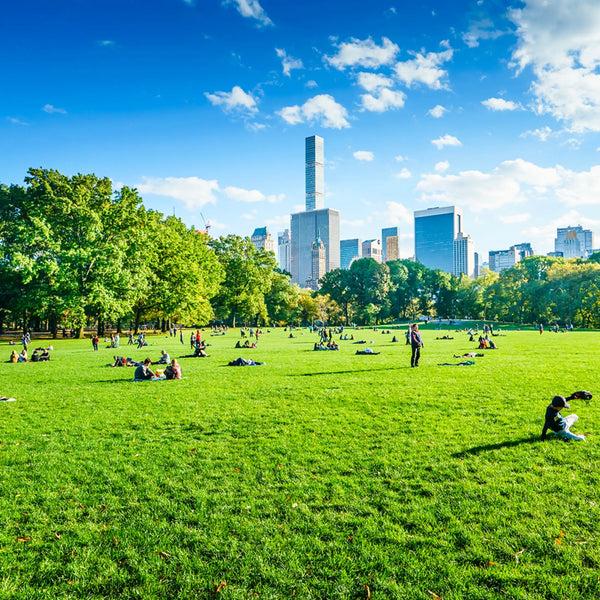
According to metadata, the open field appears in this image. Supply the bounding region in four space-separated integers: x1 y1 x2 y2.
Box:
1 325 599 599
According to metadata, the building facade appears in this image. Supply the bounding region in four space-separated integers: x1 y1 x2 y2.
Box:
291 208 340 287
514 242 533 261
362 239 382 263
278 229 291 273
340 238 361 270
414 206 463 273
305 135 324 211
306 236 326 290
251 227 275 254
489 247 518 272
555 225 594 259
381 226 399 262
453 232 475 277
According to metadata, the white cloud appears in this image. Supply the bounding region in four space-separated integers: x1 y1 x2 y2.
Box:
357 72 394 92
98 40 115 47
435 161 449 172
223 186 284 203
361 88 406 112
278 94 350 129
482 97 520 111
521 126 553 141
462 19 506 48
223 0 272 27
499 213 532 224
275 48 304 77
324 37 399 70
394 168 412 179
509 0 600 132
395 48 453 89
7 117 28 126
428 104 447 118
394 155 406 162
386 201 413 224
305 80 318 88
353 151 374 161
42 104 67 114
205 86 258 115
265 214 291 227
431 134 462 149
417 158 600 211
136 176 219 210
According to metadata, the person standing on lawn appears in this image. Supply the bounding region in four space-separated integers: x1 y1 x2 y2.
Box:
410 323 424 368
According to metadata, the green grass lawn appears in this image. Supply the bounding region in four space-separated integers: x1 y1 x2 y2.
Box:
0 324 599 599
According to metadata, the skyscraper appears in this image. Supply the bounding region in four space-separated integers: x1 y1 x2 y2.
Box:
340 238 361 270
381 227 399 262
290 135 341 287
291 209 340 286
278 229 291 273
514 242 534 261
489 247 518 272
305 135 324 211
414 206 463 273
306 235 326 290
555 225 594 259
453 232 475 277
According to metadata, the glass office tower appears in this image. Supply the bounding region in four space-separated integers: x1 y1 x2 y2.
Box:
340 238 362 270
414 206 462 274
305 135 324 211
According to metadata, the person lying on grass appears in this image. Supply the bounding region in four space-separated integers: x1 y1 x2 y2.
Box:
109 356 140 367
134 358 154 380
228 357 265 366
541 395 586 442
454 352 484 358
356 348 380 355
180 344 209 358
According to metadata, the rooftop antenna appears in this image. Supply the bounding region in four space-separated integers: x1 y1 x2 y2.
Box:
199 212 212 234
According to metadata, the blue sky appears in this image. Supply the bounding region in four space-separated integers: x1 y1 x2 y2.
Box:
2 0 600 259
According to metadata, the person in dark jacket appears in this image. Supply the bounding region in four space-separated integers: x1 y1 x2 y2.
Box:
134 358 154 380
541 395 586 441
410 324 424 367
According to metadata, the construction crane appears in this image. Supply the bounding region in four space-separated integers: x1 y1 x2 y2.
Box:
199 212 212 235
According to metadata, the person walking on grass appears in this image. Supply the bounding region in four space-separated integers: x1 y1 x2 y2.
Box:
541 395 586 442
410 323 424 368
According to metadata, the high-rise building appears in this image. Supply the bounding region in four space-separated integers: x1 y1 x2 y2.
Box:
340 238 361 270
514 242 534 261
381 227 399 262
290 135 341 287
278 229 291 273
489 247 518 272
453 232 475 277
414 206 463 273
305 135 324 211
306 235 326 290
251 227 275 254
474 252 480 278
555 225 594 258
362 239 383 263
291 208 340 287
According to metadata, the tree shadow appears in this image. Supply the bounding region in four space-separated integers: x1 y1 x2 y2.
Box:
453 435 541 457
290 366 405 377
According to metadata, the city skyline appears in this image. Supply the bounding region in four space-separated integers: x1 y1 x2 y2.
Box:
2 1 600 259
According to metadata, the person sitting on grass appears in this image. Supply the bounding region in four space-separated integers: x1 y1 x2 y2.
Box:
164 359 182 380
9 350 19 363
17 349 27 362
153 350 170 365
541 395 586 442
134 358 154 380
30 349 40 362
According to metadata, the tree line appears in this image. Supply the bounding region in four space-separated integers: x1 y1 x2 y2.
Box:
1 169 600 335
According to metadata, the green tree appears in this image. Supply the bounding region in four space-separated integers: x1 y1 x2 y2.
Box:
210 235 277 326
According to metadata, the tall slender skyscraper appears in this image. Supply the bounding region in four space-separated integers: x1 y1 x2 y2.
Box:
381 226 399 262
414 206 463 273
305 135 324 211
453 232 475 277
291 135 340 287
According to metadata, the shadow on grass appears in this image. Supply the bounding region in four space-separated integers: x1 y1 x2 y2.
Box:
453 435 541 457
291 366 405 377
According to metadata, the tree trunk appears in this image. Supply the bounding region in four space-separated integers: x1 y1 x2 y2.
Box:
49 312 58 339
134 307 142 335
116 318 122 334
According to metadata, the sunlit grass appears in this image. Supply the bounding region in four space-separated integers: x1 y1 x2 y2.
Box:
1 324 599 599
